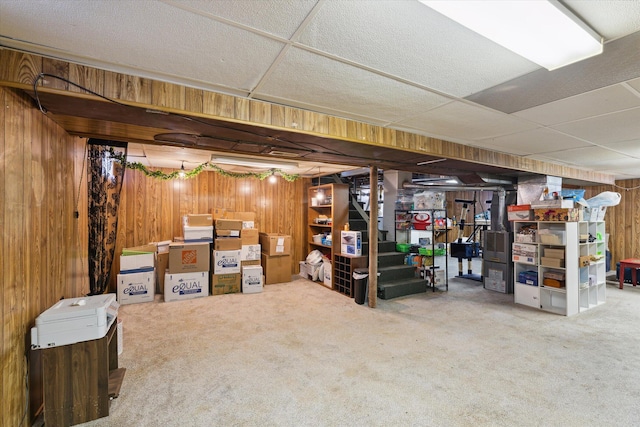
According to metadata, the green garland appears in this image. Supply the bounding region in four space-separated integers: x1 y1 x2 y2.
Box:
108 148 299 182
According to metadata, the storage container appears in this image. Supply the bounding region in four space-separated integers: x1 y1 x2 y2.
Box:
396 243 411 253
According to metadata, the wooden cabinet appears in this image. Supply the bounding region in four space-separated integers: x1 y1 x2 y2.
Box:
37 318 125 425
513 220 606 316
333 254 368 297
308 183 349 289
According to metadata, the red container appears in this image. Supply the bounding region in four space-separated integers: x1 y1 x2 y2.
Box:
411 212 431 230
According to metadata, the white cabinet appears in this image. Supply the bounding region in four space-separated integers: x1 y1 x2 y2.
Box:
512 220 606 316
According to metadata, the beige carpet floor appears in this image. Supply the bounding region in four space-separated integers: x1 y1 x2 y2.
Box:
78 275 640 427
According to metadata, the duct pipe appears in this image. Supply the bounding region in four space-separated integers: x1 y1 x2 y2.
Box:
402 183 507 192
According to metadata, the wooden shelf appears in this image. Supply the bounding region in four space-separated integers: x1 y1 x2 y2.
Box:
37 318 125 425
308 184 349 289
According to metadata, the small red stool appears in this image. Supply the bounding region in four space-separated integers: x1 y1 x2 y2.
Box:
618 258 640 289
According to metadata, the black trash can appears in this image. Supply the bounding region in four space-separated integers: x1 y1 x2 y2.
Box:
353 268 369 305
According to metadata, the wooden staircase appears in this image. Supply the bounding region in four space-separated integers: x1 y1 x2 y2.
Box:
348 199 427 300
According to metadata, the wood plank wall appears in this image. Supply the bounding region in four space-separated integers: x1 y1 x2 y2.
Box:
585 183 640 269
109 168 309 292
1 87 88 427
0 49 615 185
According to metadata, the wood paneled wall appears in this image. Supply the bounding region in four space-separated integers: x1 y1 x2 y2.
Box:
1 87 88 427
109 167 310 291
0 48 615 185
585 183 640 269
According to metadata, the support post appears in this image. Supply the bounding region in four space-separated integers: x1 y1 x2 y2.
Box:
369 166 378 308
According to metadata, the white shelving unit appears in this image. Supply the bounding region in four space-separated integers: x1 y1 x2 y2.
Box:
512 220 606 316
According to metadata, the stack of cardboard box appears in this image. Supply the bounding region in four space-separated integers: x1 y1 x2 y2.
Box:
116 245 156 305
212 210 264 294
212 217 242 295
165 241 210 302
260 233 292 285
182 213 214 243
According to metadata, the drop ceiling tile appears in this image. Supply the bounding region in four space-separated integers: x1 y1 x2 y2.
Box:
477 128 593 155
543 146 629 167
255 47 451 124
169 0 317 39
601 167 640 180
564 0 640 40
551 107 640 144
604 139 640 156
513 84 640 126
627 77 640 93
397 101 538 141
295 0 538 98
1 0 285 91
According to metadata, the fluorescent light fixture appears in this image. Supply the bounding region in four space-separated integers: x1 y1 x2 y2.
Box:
211 155 298 170
416 158 447 166
420 0 603 70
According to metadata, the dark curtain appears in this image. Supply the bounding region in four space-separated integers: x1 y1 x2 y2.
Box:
87 139 127 295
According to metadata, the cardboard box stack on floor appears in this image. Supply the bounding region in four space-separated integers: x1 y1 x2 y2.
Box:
117 244 156 305
183 213 214 243
260 232 292 285
211 210 264 295
165 241 210 302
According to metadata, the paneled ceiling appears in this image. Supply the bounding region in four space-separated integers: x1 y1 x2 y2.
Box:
2 0 640 182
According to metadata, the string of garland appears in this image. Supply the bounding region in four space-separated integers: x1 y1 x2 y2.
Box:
107 148 300 181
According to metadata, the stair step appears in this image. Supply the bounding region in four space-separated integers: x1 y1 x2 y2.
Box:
377 252 407 267
377 278 427 300
378 264 416 283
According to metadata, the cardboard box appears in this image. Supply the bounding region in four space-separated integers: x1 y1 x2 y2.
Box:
512 243 538 265
534 208 581 222
122 243 157 255
183 214 213 226
259 233 291 256
211 208 228 219
227 211 256 229
214 237 241 251
156 240 171 254
518 270 538 286
213 250 241 274
215 219 243 231
341 231 362 256
120 252 155 274
242 259 261 267
216 229 240 237
241 228 259 245
183 225 214 242
261 253 291 284
242 266 263 294
156 252 169 293
120 252 155 273
298 261 309 279
538 230 566 245
323 260 332 288
164 271 209 302
507 205 533 221
544 248 565 259
168 242 210 274
117 271 155 305
228 211 255 221
531 199 575 209
541 257 564 268
211 273 241 295
241 244 261 261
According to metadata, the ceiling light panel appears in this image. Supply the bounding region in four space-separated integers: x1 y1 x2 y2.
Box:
420 0 603 70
